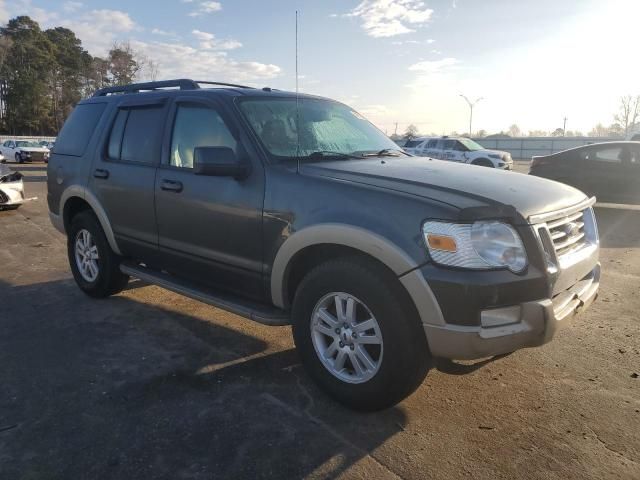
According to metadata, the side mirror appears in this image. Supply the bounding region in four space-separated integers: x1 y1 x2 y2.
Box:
193 146 249 179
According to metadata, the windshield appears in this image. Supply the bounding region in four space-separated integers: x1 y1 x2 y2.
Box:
458 138 484 151
16 141 40 148
238 97 401 160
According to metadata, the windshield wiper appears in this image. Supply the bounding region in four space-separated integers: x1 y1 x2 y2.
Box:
360 148 405 157
305 150 363 160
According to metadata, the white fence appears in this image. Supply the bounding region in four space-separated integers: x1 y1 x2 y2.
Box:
0 135 56 143
473 137 621 160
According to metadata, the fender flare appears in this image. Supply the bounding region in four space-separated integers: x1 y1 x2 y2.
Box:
269 224 444 327
60 185 123 255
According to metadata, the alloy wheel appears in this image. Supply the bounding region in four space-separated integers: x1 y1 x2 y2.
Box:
310 292 383 384
74 229 100 282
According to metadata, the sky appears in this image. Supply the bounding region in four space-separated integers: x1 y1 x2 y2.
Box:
1 0 637 135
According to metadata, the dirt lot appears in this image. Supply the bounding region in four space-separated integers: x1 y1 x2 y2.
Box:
1 161 638 480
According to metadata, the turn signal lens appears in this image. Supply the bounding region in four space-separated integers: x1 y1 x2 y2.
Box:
427 234 457 252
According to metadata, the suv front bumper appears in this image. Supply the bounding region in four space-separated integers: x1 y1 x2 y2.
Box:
420 263 600 360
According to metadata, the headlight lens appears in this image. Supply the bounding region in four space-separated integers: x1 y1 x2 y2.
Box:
423 220 527 273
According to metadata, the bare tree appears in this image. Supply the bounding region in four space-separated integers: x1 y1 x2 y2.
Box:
507 124 521 137
614 95 640 137
528 130 548 137
135 53 160 82
108 41 140 86
588 123 623 137
404 124 419 140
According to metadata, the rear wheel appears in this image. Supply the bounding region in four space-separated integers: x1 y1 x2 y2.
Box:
292 257 431 411
67 210 129 298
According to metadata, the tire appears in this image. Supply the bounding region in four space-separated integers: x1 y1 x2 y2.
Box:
292 256 431 411
67 210 129 298
15 153 23 164
472 158 494 168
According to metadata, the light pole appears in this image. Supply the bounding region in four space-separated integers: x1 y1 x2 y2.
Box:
459 94 484 137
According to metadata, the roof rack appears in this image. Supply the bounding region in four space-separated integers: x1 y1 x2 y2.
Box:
195 80 254 90
92 79 254 97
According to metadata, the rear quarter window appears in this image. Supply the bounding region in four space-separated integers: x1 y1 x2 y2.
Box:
54 103 107 156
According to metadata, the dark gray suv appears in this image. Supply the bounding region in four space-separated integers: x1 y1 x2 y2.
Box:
47 79 600 410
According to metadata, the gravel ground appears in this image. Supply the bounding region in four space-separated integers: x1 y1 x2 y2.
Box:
0 162 638 480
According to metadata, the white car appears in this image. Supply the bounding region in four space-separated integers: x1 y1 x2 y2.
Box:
0 163 25 210
405 136 513 169
0 139 50 163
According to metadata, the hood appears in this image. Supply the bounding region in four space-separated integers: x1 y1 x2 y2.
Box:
0 164 23 183
299 156 587 222
18 147 49 153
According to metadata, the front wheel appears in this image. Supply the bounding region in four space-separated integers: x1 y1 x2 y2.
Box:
15 153 23 164
67 211 129 298
292 257 431 411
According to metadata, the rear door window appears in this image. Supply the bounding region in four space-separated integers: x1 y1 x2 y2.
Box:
107 105 165 164
54 103 107 156
107 110 128 160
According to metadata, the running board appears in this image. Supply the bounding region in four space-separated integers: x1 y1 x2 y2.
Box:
120 262 290 326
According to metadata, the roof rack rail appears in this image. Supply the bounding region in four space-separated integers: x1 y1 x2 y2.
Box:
93 79 199 97
92 79 254 97
195 81 254 89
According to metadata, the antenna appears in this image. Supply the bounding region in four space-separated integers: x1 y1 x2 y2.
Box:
295 10 299 96
295 10 301 172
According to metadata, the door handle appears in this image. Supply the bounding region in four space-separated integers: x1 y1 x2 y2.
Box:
93 168 109 179
161 179 183 193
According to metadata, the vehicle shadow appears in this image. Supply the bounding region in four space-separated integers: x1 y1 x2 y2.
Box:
594 205 640 248
6 164 48 172
21 175 48 183
0 277 407 480
434 353 512 375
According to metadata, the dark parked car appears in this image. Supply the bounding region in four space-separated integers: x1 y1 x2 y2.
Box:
529 141 640 204
48 79 600 410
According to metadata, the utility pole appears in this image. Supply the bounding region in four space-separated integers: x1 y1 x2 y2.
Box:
459 94 484 137
563 116 567 136
394 122 398 136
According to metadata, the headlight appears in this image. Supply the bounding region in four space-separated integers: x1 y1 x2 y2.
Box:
488 154 501 159
422 220 527 273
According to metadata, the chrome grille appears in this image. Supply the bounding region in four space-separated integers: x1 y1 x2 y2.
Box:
532 199 598 271
547 210 587 257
